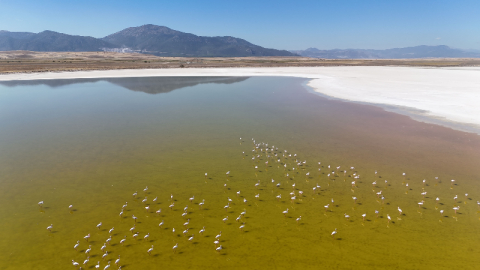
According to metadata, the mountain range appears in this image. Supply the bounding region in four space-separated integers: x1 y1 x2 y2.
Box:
0 25 295 57
290 46 480 59
1 25 479 58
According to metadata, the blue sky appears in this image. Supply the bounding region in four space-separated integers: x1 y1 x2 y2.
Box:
1 0 479 50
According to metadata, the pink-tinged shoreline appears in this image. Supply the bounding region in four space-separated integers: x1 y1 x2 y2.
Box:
1 66 479 134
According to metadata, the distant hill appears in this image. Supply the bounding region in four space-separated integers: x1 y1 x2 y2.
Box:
102 24 295 57
0 25 296 57
291 45 480 59
0 30 114 52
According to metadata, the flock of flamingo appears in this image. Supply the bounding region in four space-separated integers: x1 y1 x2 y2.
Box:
38 138 479 269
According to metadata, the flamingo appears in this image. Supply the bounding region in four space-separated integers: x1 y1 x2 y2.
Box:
85 245 92 255
173 243 178 253
144 233 150 241
215 231 222 239
199 226 205 235
239 224 245 231
159 220 164 228
387 215 391 224
362 213 366 221
115 255 120 266
189 196 195 203
324 204 329 212
296 216 301 224
331 228 337 239
74 240 80 251
216 245 223 253
132 215 137 223
72 260 80 268
222 216 228 223
101 243 106 252
344 213 350 221
95 261 100 269
147 245 153 255
120 236 126 246
129 225 135 234
46 224 53 232
109 227 114 234
83 256 90 266
188 234 194 242
283 208 289 217
453 206 460 215
103 261 110 270
84 233 90 242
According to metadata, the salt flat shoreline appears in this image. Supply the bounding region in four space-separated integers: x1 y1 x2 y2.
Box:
1 66 479 134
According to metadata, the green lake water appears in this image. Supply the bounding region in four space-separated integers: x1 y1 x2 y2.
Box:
0 76 479 269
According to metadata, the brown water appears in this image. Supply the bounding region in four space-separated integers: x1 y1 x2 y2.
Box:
0 76 479 270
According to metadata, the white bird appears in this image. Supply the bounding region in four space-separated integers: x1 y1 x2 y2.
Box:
106 236 111 245
120 236 126 246
331 228 337 238
199 226 205 235
84 233 90 242
188 234 194 242
95 261 100 269
121 202 127 209
101 243 107 252
102 251 108 260
109 227 114 234
153 196 158 202
103 261 110 270
237 191 241 196
156 209 162 215
69 205 73 210
83 256 90 266
169 203 174 210
132 215 137 222
296 216 301 223
85 245 92 255
74 240 80 251
159 220 164 228
216 245 223 252
184 219 190 227
46 224 53 232
97 222 102 230
115 255 120 266
129 225 135 233
173 243 178 253
144 233 150 241
223 216 228 223
189 196 195 203
72 260 80 268
143 186 148 192
38 201 44 207
215 231 222 239
243 198 247 204
344 213 350 220
282 208 289 217
147 245 153 255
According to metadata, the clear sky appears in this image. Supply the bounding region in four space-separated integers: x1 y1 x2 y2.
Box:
1 0 479 50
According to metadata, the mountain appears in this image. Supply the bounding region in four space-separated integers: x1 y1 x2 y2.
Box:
291 45 480 59
0 76 249 94
0 25 296 57
102 24 295 57
0 30 114 51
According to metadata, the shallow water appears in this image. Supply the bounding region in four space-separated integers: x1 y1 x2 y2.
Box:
0 76 480 270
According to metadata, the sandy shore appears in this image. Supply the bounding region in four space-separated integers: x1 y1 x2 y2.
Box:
1 66 479 134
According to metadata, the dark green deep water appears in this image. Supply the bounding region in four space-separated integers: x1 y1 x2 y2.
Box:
0 76 479 270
